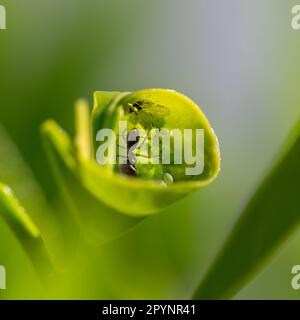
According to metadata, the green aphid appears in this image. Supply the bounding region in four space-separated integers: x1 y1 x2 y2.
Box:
127 100 170 130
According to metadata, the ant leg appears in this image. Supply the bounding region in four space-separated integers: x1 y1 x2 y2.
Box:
129 164 137 172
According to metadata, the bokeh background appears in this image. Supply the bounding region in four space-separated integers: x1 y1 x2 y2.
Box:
0 0 299 299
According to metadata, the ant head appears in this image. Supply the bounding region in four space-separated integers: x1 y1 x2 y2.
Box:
134 101 143 110
128 101 143 113
128 103 138 114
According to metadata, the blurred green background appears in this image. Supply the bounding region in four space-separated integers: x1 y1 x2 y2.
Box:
0 0 299 299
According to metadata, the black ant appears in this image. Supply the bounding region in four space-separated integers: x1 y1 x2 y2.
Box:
117 128 159 177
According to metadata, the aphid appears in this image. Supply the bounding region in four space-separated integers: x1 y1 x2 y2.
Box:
127 100 170 130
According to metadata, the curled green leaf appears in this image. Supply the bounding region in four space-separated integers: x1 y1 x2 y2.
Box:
86 88 220 215
41 88 220 241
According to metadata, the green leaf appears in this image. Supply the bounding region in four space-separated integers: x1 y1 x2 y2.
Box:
75 99 93 160
0 124 62 265
40 120 81 247
0 183 54 282
192 118 300 299
87 88 220 215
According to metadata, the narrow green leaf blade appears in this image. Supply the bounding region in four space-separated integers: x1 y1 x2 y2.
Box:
0 183 54 281
193 119 300 299
0 125 61 254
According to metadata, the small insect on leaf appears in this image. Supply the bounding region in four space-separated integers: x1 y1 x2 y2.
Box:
127 100 170 130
